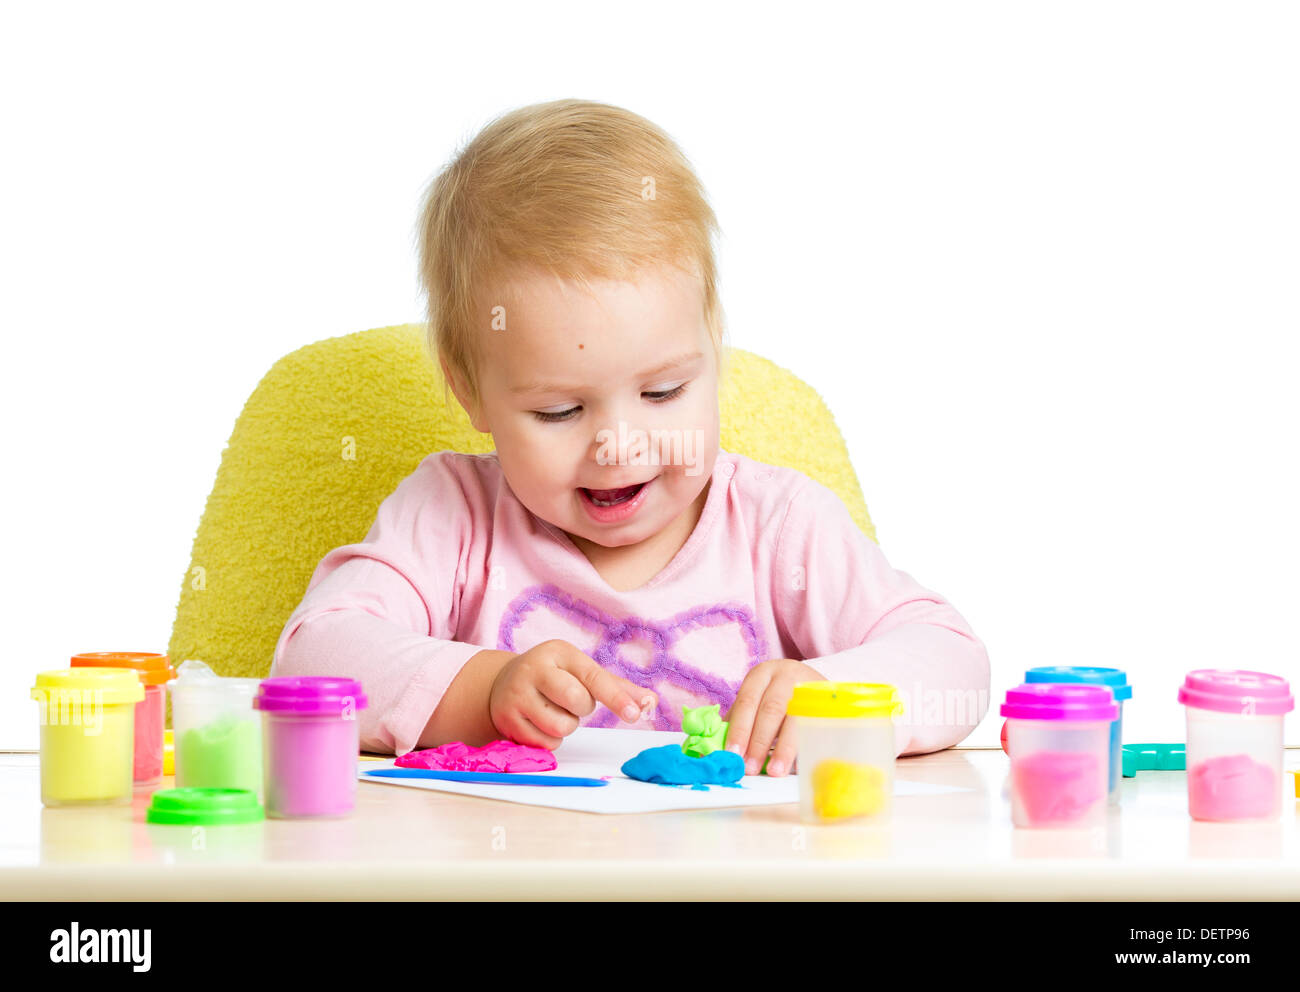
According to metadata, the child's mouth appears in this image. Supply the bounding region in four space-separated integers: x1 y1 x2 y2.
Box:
581 482 647 507
577 477 657 523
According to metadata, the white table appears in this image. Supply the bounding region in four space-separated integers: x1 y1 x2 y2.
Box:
2 748 1297 900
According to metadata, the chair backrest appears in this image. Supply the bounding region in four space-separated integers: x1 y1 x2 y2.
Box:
166 323 876 679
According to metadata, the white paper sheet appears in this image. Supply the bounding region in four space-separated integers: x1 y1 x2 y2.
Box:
357 727 970 815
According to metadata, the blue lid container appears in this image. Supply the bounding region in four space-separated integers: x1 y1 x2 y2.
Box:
1025 666 1131 700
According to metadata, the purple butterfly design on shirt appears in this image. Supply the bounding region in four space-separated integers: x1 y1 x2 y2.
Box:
496 583 768 731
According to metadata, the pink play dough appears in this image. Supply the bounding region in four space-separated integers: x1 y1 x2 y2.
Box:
133 684 166 783
1187 753 1277 820
396 740 557 773
1012 750 1103 825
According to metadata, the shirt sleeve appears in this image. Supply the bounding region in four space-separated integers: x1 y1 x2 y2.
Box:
771 476 991 756
271 456 494 756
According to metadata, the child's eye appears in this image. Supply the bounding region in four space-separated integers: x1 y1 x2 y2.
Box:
531 383 687 423
644 383 688 403
533 407 580 423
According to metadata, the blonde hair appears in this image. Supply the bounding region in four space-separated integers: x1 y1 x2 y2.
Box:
415 99 727 414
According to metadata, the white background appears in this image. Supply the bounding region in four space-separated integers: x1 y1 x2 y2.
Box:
3 1 1296 749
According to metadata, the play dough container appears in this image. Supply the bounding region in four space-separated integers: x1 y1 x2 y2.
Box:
1178 670 1293 822
31 668 144 806
70 652 175 786
1000 683 1116 829
169 659 263 798
254 676 368 818
786 682 902 824
1025 666 1131 804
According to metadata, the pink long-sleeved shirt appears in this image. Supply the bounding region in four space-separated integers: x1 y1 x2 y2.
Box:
271 448 990 757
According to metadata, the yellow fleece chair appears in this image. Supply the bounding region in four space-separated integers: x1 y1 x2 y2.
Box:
167 323 877 679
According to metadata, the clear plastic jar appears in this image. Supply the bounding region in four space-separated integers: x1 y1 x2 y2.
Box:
786 682 901 825
31 668 143 806
170 659 263 799
1178 670 1293 822
1001 683 1116 829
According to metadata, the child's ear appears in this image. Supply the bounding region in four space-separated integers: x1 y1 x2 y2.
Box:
440 356 490 434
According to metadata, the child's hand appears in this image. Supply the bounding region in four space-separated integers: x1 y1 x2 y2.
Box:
724 660 825 777
489 639 657 750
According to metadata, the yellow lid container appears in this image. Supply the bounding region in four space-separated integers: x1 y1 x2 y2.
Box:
33 667 146 704
31 668 143 806
788 682 903 826
786 681 904 719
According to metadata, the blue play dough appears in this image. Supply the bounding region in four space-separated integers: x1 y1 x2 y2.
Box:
621 745 745 789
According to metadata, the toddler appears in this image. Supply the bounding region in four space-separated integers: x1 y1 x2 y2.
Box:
272 98 990 777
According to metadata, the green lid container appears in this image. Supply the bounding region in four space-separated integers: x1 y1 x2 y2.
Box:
146 787 265 825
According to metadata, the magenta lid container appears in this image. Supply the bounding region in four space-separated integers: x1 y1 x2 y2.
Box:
1000 683 1118 722
1177 670 1294 716
254 677 368 715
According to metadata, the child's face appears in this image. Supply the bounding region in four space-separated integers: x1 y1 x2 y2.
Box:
464 263 720 550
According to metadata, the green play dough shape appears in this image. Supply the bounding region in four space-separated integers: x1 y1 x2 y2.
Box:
178 713 262 795
681 704 729 758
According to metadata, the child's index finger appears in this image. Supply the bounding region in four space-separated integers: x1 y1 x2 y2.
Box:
724 684 764 765
563 650 654 723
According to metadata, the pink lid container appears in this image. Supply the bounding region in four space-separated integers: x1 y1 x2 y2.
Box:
255 677 368 818
1000 683 1118 723
1177 670 1294 716
253 676 368 715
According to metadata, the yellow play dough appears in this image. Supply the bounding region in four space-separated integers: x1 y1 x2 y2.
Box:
812 759 887 819
39 704 136 805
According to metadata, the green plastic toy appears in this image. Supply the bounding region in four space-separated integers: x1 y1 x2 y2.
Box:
1121 743 1185 777
681 704 729 758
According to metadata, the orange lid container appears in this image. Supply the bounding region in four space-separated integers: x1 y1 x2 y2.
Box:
70 652 176 686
